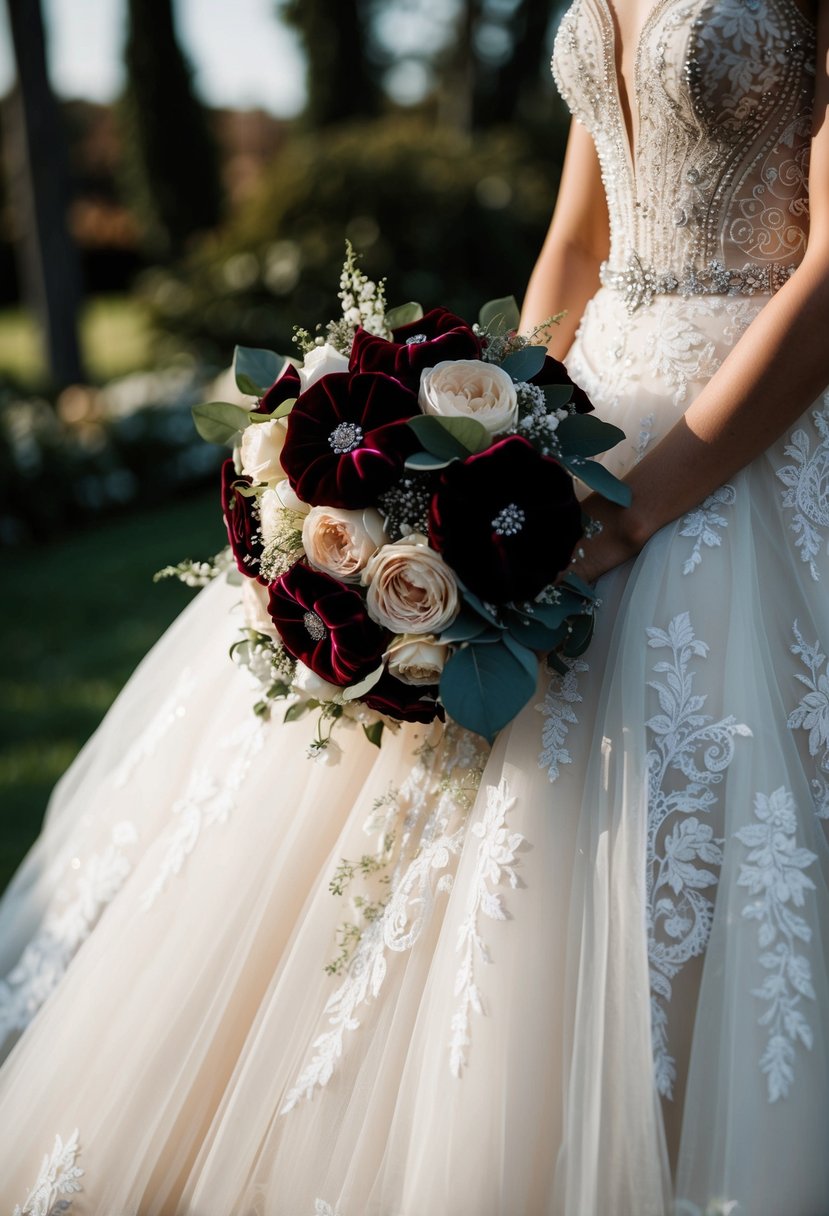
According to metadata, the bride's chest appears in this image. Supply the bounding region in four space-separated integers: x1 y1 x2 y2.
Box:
553 0 815 148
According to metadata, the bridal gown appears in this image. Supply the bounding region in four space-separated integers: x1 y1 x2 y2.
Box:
1 2 827 1213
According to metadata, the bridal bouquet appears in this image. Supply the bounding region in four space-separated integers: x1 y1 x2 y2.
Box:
184 246 630 754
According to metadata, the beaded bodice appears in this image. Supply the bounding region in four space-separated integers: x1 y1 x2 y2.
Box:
552 0 816 310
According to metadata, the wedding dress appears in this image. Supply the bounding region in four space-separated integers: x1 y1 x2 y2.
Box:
0 1 827 1212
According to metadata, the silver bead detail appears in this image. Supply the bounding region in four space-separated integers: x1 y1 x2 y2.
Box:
492 503 527 537
303 611 327 642
328 421 364 455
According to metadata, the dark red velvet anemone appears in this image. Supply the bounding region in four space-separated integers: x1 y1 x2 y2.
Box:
253 363 301 414
428 436 583 604
280 371 419 509
530 355 593 415
267 562 387 687
364 672 443 724
349 307 481 390
221 459 264 581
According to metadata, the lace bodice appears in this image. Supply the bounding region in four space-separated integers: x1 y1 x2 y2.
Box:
552 0 816 309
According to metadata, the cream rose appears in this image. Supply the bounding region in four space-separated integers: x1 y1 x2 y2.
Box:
273 479 310 514
362 539 459 634
293 664 345 704
239 418 288 484
385 634 449 686
299 342 350 391
240 578 278 639
302 507 386 583
419 359 518 435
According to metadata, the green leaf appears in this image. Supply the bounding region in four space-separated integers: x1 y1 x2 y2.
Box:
342 663 385 702
385 301 424 329
558 572 597 601
541 383 574 411
248 397 296 423
505 614 561 651
407 414 491 460
439 638 537 742
478 295 520 335
363 720 385 748
284 699 318 723
234 345 287 397
438 607 492 644
546 650 569 676
558 455 633 506
404 451 456 472
499 345 548 383
556 413 626 458
459 590 501 626
192 401 250 445
561 611 595 657
502 633 539 680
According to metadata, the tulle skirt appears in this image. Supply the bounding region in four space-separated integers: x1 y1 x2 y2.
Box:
1 288 827 1216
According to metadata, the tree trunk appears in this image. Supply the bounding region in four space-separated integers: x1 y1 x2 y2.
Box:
3 0 85 386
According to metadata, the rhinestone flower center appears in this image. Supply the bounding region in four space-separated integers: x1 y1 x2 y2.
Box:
303 610 327 641
405 333 428 345
328 422 364 455
492 503 526 537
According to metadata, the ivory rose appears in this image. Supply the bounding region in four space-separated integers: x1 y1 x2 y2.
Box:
362 539 459 634
385 634 449 686
299 342 350 391
241 578 280 639
239 418 288 484
419 359 518 435
302 507 386 583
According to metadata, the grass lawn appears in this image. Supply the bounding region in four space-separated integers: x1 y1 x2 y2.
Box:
0 294 154 389
0 489 225 894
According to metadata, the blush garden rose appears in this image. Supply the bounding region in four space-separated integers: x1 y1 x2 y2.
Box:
419 359 519 436
302 506 386 583
362 539 460 635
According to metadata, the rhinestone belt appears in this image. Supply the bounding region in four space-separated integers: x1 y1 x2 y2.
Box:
600 253 799 314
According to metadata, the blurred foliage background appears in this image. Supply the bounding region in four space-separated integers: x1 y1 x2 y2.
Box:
0 0 571 889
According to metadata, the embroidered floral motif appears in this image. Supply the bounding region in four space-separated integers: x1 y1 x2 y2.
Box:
314 1201 341 1216
735 787 817 1102
281 727 487 1113
12 1129 84 1216
112 667 196 788
645 613 752 1098
635 412 655 463
679 484 736 575
0 821 139 1046
139 717 265 910
777 398 829 582
788 621 829 818
537 659 588 783
449 779 526 1078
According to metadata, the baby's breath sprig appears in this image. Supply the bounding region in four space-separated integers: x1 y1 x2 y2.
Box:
153 548 232 587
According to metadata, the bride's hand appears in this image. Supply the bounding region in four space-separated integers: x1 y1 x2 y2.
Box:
564 492 647 585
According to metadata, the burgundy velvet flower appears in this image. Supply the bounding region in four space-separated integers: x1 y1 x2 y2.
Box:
221 459 264 581
349 307 481 389
253 363 301 415
267 561 387 686
280 371 419 509
364 672 443 724
530 355 593 415
428 435 582 604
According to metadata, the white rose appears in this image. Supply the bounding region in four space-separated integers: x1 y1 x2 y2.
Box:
362 539 459 634
239 419 288 484
419 359 518 436
273 479 310 515
300 342 350 391
241 578 279 639
302 507 386 583
293 664 345 704
385 634 449 686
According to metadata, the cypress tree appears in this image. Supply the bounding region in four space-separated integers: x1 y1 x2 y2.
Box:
279 0 379 127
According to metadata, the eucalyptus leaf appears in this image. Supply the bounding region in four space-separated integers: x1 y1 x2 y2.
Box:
546 650 569 676
542 383 574 410
342 663 385 702
192 401 250 445
499 345 548 383
562 611 595 658
478 295 520 335
363 721 385 748
558 454 633 506
440 638 538 742
557 413 626 458
407 414 490 460
438 607 492 644
234 345 287 397
459 589 501 626
248 397 296 423
404 451 456 472
385 301 424 329
502 633 539 680
505 614 561 651
558 571 597 601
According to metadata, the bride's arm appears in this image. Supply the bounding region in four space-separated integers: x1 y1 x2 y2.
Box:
572 6 829 582
519 120 610 359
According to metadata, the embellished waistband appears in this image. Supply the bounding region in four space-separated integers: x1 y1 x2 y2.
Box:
599 253 799 314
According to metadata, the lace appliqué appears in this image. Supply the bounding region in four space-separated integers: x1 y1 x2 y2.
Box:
12 1129 84 1216
679 485 736 575
735 787 817 1102
139 717 265 910
314 1202 341 1216
645 613 752 1098
449 779 526 1078
635 412 655 463
777 398 829 582
0 821 139 1045
788 621 829 818
537 659 589 783
112 667 196 788
281 726 487 1113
